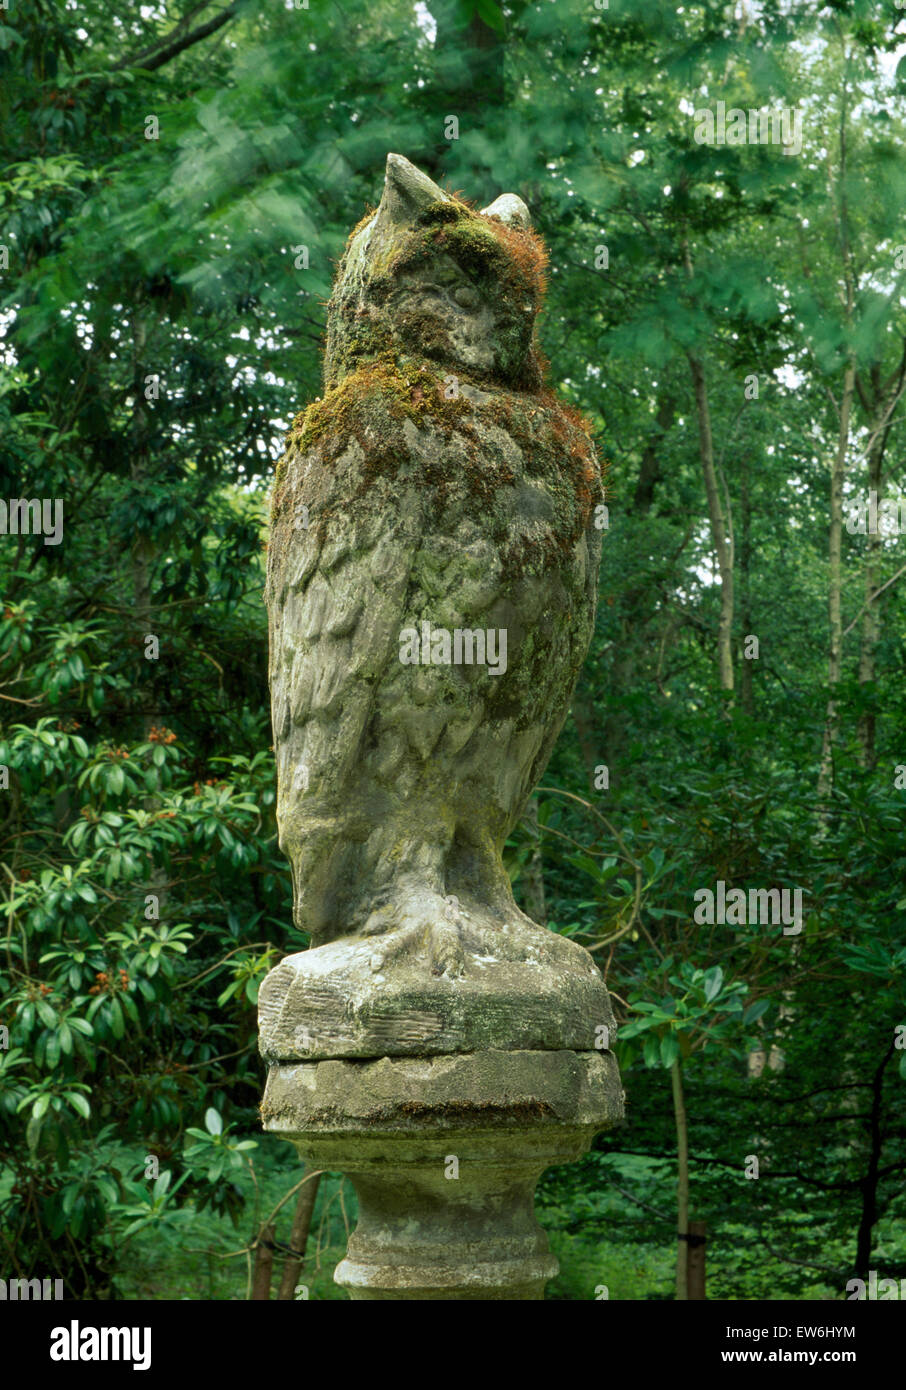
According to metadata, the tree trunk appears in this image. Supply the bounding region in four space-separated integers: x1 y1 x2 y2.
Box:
572 691 601 792
633 391 676 511
131 313 169 913
816 359 855 821
520 796 547 927
739 459 754 716
856 410 886 770
131 311 156 743
687 1220 706 1300
854 1038 896 1279
855 348 906 765
687 351 734 695
599 389 677 778
251 1222 275 1301
277 1171 322 1300
424 1 505 197
671 1058 690 1301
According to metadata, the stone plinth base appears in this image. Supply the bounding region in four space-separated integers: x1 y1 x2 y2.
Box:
260 1049 623 1300
257 924 616 1061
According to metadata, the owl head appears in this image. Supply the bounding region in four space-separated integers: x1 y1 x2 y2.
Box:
324 154 549 392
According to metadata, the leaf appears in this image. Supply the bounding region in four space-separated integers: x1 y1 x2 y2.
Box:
703 966 724 1002
470 0 504 32
617 1017 658 1040
660 1033 680 1068
153 1170 172 1199
121 1218 151 1239
205 1107 223 1135
109 997 125 1040
26 1111 44 1151
569 853 604 881
96 1176 120 1207
66 1091 91 1119
896 53 906 92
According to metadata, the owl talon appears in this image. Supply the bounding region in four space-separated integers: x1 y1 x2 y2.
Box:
362 906 396 937
427 920 467 979
357 901 468 979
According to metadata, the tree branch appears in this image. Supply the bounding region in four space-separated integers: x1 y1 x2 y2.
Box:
114 2 239 72
843 559 906 638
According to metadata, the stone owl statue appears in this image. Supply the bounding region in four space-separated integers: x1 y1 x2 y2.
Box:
258 154 615 1062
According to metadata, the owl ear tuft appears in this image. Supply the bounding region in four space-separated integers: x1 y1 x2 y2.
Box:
480 193 531 229
379 153 449 227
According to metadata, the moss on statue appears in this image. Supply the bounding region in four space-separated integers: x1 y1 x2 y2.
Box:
322 193 551 393
273 356 603 583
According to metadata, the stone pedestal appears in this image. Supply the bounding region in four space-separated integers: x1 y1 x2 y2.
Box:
261 1049 622 1300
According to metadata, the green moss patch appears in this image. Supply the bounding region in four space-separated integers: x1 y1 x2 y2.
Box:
323 194 550 391
274 358 603 576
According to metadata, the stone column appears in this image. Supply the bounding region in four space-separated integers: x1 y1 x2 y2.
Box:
257 153 623 1300
260 947 622 1300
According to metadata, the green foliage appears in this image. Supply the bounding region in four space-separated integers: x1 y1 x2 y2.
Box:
2 0 906 1300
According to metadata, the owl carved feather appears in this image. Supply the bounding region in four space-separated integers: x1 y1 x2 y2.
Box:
259 155 615 1062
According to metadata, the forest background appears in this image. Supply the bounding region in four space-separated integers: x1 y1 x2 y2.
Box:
1 0 905 1301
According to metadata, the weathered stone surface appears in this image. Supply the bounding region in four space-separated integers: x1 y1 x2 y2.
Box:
258 922 615 1060
261 1048 622 1134
261 1050 622 1300
263 152 604 983
257 153 623 1300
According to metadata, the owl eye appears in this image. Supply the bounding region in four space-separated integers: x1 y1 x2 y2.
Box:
453 286 480 309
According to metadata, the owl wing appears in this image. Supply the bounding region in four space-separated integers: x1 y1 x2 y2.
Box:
266 437 424 819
